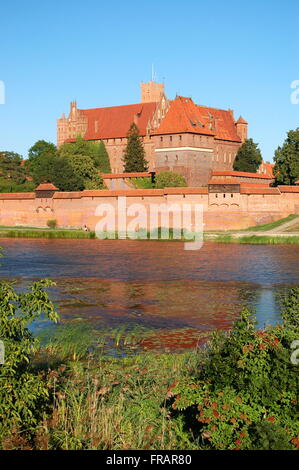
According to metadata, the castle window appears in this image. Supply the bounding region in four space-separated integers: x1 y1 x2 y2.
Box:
223 194 226 198
231 194 233 198
170 136 172 142
179 135 182 141
160 137 163 142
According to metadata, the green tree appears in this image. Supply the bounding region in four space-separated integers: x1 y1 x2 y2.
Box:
51 157 85 191
273 128 299 185
97 140 111 173
66 154 105 189
123 123 148 172
27 140 58 185
233 138 262 173
0 152 25 183
155 171 187 188
0 151 34 192
59 136 109 171
0 278 59 442
27 139 105 191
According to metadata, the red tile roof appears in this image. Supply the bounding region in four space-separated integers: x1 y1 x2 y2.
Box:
240 187 280 195
0 193 35 200
153 96 242 142
67 102 157 142
240 182 270 188
82 189 164 197
163 187 208 194
236 116 248 124
35 183 59 191
102 172 152 179
278 186 299 193
209 178 240 185
53 192 82 199
212 170 273 180
258 162 274 178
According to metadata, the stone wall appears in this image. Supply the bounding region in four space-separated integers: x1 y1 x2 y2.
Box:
0 187 298 232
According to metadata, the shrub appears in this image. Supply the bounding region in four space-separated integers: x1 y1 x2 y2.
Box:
155 171 187 188
0 280 59 445
168 299 299 450
131 177 154 189
47 219 57 229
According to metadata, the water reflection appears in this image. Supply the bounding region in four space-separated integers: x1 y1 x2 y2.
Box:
0 239 298 351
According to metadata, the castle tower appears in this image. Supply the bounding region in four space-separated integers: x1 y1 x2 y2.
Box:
140 81 164 103
235 116 248 143
57 101 88 147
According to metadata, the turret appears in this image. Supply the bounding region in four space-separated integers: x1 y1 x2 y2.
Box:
235 116 248 143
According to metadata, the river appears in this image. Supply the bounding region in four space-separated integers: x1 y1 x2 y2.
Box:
0 239 298 351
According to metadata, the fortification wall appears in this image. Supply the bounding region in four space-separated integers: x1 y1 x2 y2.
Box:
0 187 298 231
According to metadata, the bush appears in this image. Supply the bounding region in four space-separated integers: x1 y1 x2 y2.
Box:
47 219 57 229
168 293 299 450
155 171 187 188
131 177 154 189
0 280 59 445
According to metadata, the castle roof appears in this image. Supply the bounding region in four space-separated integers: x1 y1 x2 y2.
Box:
152 96 242 142
73 102 157 141
212 170 273 180
35 183 59 191
65 96 244 143
236 116 248 124
258 162 274 178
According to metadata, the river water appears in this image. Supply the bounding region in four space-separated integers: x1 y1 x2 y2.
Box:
0 239 298 351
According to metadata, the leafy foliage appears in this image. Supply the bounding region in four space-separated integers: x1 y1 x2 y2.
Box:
27 139 106 190
0 151 33 192
123 123 148 172
0 279 59 443
233 138 262 173
97 140 111 173
50 156 85 191
47 219 57 229
131 177 154 189
273 128 299 185
27 140 58 185
155 171 187 188
58 136 111 173
168 295 299 450
65 154 105 189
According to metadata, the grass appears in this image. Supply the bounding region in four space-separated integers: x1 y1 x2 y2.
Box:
30 344 202 450
0 229 96 239
242 214 298 232
213 234 299 244
0 227 197 241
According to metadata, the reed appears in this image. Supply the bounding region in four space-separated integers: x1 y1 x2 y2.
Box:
0 229 96 239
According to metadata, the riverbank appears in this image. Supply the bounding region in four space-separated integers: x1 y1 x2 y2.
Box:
2 289 299 450
0 227 299 244
205 233 299 244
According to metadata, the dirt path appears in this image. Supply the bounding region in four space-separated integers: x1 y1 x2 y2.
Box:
268 215 299 233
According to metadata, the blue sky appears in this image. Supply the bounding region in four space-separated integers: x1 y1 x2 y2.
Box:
0 0 298 162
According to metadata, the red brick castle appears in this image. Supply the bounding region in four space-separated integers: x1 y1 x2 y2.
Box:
57 82 248 186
